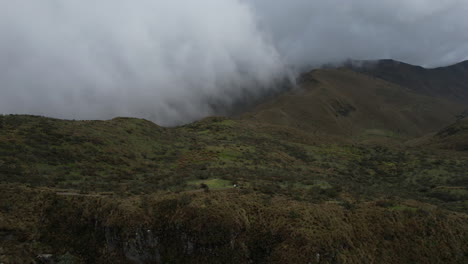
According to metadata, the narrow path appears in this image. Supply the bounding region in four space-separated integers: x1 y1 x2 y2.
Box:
55 192 102 197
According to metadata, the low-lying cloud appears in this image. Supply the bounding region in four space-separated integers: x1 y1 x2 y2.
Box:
1 0 467 125
251 0 468 68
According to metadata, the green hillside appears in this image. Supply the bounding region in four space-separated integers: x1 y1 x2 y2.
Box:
1 113 467 263
1 114 467 208
243 68 464 142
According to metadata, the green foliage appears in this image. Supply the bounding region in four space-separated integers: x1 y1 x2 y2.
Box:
1 114 467 263
0 115 467 211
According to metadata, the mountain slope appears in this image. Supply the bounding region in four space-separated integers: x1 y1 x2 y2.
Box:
242 68 464 142
347 59 468 104
411 117 468 151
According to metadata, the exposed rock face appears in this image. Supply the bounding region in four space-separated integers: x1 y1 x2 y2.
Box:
105 227 161 263
103 226 243 264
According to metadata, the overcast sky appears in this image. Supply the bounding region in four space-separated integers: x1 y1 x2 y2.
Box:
1 0 467 125
251 0 468 68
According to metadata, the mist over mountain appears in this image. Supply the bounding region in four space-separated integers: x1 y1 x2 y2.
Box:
2 2 468 262
0 1 288 125
1 0 468 125
250 0 468 68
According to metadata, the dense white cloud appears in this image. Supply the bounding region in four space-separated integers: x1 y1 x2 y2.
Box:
0 0 467 124
0 0 286 125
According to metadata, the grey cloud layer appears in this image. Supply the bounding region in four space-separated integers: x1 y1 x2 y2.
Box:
1 0 467 125
251 0 468 68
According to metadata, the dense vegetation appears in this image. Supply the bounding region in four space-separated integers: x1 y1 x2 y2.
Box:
0 114 467 263
1 184 467 264
1 115 467 209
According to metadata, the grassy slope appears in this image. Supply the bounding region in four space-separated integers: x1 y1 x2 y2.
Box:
242 69 464 143
347 59 468 104
1 114 467 211
430 118 468 151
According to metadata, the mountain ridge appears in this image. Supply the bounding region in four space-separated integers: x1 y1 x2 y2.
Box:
343 59 468 104
242 67 465 143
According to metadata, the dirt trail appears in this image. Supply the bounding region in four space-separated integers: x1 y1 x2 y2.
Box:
55 192 102 197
